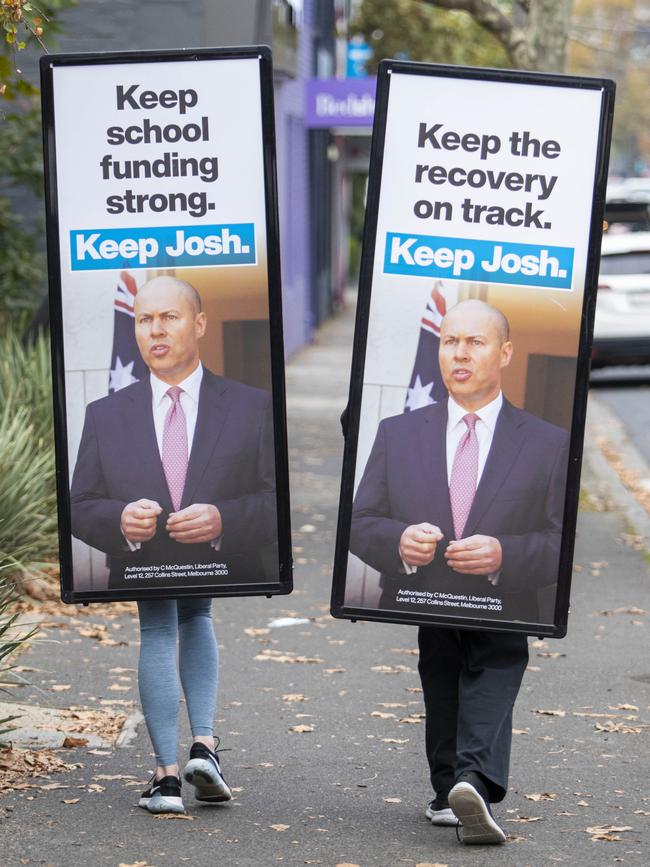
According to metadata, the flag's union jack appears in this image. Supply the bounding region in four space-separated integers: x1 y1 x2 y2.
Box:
404 282 449 412
114 271 137 317
108 271 148 393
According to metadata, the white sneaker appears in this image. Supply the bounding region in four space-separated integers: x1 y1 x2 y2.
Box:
182 742 232 803
425 798 458 827
448 780 506 844
138 774 185 814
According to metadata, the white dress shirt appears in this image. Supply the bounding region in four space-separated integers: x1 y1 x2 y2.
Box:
402 392 504 579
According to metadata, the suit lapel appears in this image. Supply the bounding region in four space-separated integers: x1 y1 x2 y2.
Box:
181 370 230 508
124 379 172 510
417 403 454 537
463 400 526 535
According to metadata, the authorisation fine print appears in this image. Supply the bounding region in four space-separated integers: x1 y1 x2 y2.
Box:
332 61 615 637
42 47 291 603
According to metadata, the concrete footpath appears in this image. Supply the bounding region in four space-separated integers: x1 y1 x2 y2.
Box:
1 296 649 867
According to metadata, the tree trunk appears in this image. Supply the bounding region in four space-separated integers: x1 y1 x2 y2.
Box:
521 0 572 72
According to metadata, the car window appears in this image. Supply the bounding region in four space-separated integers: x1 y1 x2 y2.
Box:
599 252 650 275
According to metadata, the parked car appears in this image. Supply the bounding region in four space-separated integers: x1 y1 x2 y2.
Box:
592 231 650 368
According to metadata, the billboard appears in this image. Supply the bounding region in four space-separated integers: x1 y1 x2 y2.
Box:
41 47 292 603
332 61 615 638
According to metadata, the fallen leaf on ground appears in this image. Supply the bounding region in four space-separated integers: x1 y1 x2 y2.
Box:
383 797 402 803
62 737 88 749
399 716 424 724
289 725 314 733
270 824 290 831
93 774 137 781
244 627 270 637
506 816 542 823
50 685 71 692
255 649 323 664
381 738 409 744
585 825 632 842
323 668 345 674
282 694 308 702
595 721 647 733
153 814 194 821
371 711 397 720
525 793 556 801
512 728 529 735
534 708 566 717
371 665 414 674
62 798 80 804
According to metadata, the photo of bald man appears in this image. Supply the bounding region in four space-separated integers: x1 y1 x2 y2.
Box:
70 275 278 591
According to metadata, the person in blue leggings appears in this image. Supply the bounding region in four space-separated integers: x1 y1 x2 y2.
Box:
136 597 232 814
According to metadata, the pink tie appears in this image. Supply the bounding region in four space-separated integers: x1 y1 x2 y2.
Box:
449 413 479 540
162 386 188 512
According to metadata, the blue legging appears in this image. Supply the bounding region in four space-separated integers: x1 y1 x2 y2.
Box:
137 597 218 767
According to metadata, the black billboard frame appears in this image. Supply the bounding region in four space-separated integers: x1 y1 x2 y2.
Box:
331 59 616 639
41 45 293 605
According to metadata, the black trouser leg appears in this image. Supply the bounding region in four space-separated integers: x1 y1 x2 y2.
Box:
418 626 528 803
418 626 462 798
455 630 528 802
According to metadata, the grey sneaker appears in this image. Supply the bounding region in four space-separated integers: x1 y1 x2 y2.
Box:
448 774 506 844
182 742 232 803
138 774 185 814
425 794 458 827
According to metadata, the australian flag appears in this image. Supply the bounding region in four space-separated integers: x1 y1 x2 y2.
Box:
108 271 148 393
404 282 448 411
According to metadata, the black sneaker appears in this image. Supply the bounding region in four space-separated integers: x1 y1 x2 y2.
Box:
182 742 232 803
425 793 458 826
138 774 185 814
448 772 506 845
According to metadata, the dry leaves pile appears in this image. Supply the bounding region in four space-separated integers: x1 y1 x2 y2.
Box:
0 746 77 793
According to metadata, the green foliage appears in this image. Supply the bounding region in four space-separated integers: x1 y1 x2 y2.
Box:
0 201 46 321
0 1 75 324
0 328 57 580
352 0 511 72
0 572 38 739
1 1 75 98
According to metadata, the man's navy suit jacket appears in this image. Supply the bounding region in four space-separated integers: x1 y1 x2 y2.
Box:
70 368 277 589
350 399 569 623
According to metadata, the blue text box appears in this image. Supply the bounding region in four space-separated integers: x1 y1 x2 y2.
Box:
383 232 574 290
70 223 256 271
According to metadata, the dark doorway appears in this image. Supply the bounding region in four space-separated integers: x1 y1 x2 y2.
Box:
524 354 576 431
223 320 272 390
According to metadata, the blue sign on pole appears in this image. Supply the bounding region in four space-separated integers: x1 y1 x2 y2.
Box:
346 37 373 79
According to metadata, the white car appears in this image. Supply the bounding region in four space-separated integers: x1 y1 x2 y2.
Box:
592 231 650 368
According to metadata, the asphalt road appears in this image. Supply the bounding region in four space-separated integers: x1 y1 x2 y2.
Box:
1 315 649 867
591 365 650 466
